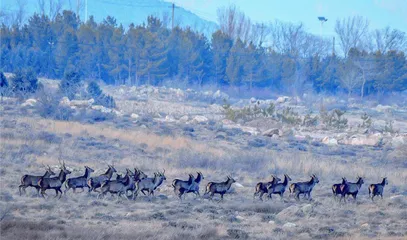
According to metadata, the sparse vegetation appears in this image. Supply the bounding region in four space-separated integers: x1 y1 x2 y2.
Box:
59 71 82 100
87 81 116 108
9 69 38 99
223 101 275 122
276 107 301 125
320 108 348 129
359 112 373 129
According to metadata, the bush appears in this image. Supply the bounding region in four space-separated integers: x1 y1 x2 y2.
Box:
0 72 9 98
222 101 275 122
10 69 38 99
87 81 116 108
320 108 348 129
302 112 319 127
35 90 75 120
359 112 372 129
59 70 82 100
276 107 301 125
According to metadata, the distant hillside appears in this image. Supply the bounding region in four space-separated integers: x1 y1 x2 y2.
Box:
0 0 218 35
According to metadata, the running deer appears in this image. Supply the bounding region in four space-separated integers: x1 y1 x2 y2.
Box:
134 170 166 200
183 172 204 198
125 168 148 199
64 166 94 194
289 174 320 201
268 174 292 199
19 165 55 196
172 174 195 199
98 171 132 200
87 165 116 192
339 176 364 202
253 175 281 201
38 162 71 199
369 177 388 201
332 177 347 199
204 176 236 201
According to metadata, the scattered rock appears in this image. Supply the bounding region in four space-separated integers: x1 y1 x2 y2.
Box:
250 97 257 103
70 98 94 108
262 128 281 138
130 113 139 119
341 133 383 146
268 220 276 225
301 204 314 215
283 222 297 229
322 137 338 146
91 105 113 113
179 115 189 122
213 90 229 101
361 223 369 228
21 98 37 107
236 215 245 221
276 96 291 104
391 135 405 147
192 115 208 124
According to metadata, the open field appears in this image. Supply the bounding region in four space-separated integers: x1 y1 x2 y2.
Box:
1 84 407 240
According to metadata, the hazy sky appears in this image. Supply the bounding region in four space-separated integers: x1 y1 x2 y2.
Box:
168 0 407 36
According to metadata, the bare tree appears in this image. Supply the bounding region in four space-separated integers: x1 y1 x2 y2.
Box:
217 4 253 43
49 0 63 20
268 20 308 57
37 0 46 16
340 61 362 97
335 16 370 57
372 27 406 53
353 56 377 98
11 0 26 26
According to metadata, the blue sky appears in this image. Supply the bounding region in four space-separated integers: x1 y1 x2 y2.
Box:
168 0 407 36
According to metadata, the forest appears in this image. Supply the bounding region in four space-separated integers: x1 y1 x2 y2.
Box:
1 6 406 97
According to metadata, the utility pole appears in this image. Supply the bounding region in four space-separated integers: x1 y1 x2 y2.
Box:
85 0 88 22
332 36 335 56
172 2 175 30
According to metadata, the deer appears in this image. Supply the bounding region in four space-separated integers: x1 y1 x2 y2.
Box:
289 174 320 201
253 175 281 201
339 176 364 202
38 161 71 199
332 177 347 199
98 171 133 200
267 174 292 200
125 168 148 199
64 166 94 194
204 176 236 201
369 177 388 201
172 174 195 200
87 165 116 192
134 170 166 200
19 165 55 196
182 171 205 199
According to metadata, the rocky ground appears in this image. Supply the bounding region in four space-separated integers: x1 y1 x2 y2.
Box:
1 80 407 239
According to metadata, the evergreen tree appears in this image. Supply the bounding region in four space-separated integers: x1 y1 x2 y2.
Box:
212 30 233 84
59 70 81 99
10 69 38 98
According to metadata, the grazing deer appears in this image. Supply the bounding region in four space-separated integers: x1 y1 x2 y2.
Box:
172 174 195 200
98 172 132 200
369 177 388 201
183 172 205 198
339 176 364 202
253 175 281 201
38 162 71 199
332 177 347 199
134 170 166 200
19 165 55 196
87 165 116 192
268 174 292 200
204 176 236 201
64 166 94 194
289 174 320 201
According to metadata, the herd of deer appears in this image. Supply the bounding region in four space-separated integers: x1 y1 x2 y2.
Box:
18 163 389 202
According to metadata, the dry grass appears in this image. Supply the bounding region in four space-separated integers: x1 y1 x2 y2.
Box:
1 99 407 239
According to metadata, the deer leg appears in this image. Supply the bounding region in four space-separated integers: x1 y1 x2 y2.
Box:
295 192 300 201
259 192 264 201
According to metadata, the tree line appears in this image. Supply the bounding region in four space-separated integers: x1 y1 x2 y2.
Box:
1 8 406 97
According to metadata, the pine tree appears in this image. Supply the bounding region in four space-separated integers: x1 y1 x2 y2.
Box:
211 30 233 84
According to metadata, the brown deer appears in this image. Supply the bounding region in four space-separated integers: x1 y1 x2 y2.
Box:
332 177 347 199
268 174 292 200
19 165 55 196
87 165 116 192
204 176 236 201
253 175 281 201
38 161 71 199
369 177 388 201
289 174 320 201
339 176 364 202
64 166 94 194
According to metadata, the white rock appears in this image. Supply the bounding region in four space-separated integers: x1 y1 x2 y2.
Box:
391 136 405 147
59 97 70 106
262 128 281 137
268 220 276 225
276 96 290 104
234 182 244 188
301 204 313 215
236 215 245 221
283 222 297 228
250 97 257 103
322 137 338 146
193 115 208 123
361 223 369 228
91 105 112 113
21 98 37 107
130 113 139 119
165 115 176 122
70 99 94 108
341 133 382 146
179 115 189 122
